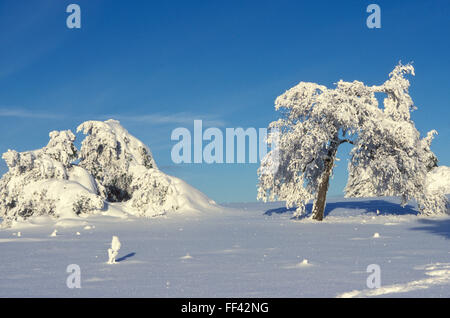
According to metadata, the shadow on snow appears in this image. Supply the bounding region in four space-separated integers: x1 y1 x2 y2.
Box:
410 218 450 239
116 252 136 262
264 199 419 219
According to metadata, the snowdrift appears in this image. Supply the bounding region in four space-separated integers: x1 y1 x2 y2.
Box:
0 119 217 227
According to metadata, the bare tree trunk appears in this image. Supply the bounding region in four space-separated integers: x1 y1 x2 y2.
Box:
312 145 338 221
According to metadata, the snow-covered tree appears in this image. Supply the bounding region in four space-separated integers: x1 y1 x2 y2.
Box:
77 120 157 202
258 63 447 220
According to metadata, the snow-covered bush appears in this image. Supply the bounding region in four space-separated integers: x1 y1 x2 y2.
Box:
43 130 78 166
419 165 450 215
2 130 76 180
77 120 157 202
13 189 56 219
127 167 179 216
72 193 104 215
77 119 213 216
0 130 103 226
258 63 448 219
0 119 215 227
426 166 450 194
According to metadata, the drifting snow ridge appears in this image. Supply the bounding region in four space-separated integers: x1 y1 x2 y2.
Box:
337 263 450 298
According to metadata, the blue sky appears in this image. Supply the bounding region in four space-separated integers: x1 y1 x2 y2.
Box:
0 0 449 203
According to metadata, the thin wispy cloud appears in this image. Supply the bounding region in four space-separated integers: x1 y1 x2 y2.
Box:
0 108 64 119
0 107 226 127
101 112 227 127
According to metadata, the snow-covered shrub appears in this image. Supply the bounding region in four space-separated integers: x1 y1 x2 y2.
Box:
426 166 450 195
127 167 179 216
43 130 78 166
72 193 104 215
0 130 103 226
13 189 56 220
77 120 156 202
418 165 450 215
1 132 76 181
77 119 213 217
0 119 215 227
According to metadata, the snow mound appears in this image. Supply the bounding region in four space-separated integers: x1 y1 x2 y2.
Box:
0 119 217 227
126 166 217 216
